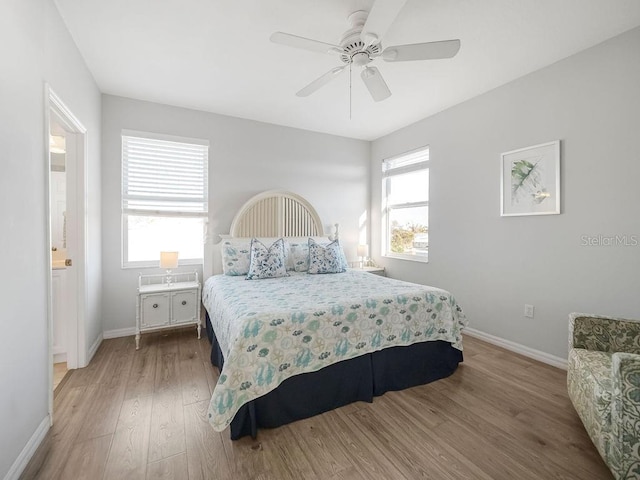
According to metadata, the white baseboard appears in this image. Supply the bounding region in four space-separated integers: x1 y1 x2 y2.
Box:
103 327 136 339
464 327 567 370
52 345 65 355
53 352 67 364
87 332 103 363
3 415 50 480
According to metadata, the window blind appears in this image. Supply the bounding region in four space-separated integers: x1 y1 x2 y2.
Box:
382 146 429 177
122 134 208 216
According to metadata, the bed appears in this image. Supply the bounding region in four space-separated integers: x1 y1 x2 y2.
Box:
202 190 467 439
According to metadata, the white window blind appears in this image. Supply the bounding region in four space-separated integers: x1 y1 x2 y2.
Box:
122 133 208 217
383 146 430 177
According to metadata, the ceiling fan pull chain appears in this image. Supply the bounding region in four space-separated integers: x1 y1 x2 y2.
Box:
349 62 352 120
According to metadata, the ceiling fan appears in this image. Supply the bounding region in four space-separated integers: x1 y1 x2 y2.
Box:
270 0 460 102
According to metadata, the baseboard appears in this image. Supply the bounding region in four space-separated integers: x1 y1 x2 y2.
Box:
464 327 567 370
87 332 103 363
3 415 50 480
53 352 67 364
103 327 136 339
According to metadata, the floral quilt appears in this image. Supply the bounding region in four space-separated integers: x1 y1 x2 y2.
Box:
203 270 467 431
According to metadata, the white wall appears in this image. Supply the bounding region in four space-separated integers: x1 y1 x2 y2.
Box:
0 1 48 476
371 27 640 359
0 0 101 478
44 0 103 363
101 95 369 332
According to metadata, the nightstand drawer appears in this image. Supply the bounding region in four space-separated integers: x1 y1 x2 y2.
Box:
141 293 170 327
171 290 198 324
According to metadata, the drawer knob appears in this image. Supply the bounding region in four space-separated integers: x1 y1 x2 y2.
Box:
181 300 187 306
153 303 158 308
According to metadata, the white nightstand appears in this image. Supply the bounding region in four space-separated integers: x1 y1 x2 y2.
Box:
136 272 202 349
353 266 386 276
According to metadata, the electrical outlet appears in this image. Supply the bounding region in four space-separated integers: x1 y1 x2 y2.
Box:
524 304 534 318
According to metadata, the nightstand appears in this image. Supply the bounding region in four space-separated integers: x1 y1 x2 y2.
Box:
354 266 386 276
136 272 202 349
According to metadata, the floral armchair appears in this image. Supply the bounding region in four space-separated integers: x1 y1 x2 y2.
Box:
568 312 640 480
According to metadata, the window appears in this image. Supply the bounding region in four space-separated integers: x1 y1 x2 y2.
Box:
122 131 208 267
382 146 429 262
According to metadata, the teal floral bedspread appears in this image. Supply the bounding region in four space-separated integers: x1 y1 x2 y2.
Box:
203 270 467 431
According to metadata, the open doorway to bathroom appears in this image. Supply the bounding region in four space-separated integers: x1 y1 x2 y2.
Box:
46 87 88 420
49 118 69 393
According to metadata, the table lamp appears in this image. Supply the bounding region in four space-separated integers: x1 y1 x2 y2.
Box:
357 244 369 268
160 251 178 286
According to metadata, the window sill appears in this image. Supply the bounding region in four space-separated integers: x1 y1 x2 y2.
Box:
122 259 203 269
383 253 429 263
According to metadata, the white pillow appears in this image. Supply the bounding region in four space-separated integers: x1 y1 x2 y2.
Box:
289 241 311 272
221 240 251 276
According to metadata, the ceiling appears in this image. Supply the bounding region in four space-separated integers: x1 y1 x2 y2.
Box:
54 0 640 141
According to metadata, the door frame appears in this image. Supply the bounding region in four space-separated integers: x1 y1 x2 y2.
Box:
45 85 88 422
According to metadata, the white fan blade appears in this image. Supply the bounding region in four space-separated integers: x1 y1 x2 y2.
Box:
361 66 391 102
296 66 347 97
270 32 343 55
361 0 407 46
382 39 461 62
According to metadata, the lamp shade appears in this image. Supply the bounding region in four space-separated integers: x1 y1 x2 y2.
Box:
357 244 369 257
160 251 179 269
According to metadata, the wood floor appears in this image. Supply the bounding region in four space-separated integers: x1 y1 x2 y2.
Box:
52 362 68 392
21 329 612 480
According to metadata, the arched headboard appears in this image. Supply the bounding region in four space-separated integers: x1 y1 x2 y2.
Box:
229 190 323 237
204 190 337 277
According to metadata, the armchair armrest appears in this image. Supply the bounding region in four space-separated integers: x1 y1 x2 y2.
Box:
611 352 640 479
569 313 640 354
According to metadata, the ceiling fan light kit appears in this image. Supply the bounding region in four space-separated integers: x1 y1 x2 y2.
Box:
270 0 460 104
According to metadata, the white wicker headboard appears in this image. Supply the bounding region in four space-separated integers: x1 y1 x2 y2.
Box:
204 190 337 278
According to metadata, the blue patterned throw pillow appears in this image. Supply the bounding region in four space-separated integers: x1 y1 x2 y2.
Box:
246 238 289 280
308 238 347 274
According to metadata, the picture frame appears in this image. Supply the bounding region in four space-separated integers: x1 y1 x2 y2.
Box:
500 140 560 216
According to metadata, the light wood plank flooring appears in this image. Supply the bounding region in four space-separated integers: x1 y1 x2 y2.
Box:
21 329 612 479
52 362 68 391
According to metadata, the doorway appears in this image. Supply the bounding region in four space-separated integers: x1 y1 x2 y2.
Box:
46 87 87 420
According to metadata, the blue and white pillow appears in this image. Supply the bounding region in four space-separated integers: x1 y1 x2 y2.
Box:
308 238 347 274
221 241 251 276
246 238 289 280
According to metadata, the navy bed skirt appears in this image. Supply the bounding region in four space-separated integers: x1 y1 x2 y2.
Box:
205 312 463 440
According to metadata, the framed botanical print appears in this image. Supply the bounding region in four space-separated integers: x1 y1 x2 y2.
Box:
501 140 560 216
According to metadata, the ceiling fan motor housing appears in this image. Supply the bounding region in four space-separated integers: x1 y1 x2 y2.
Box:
339 10 381 66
